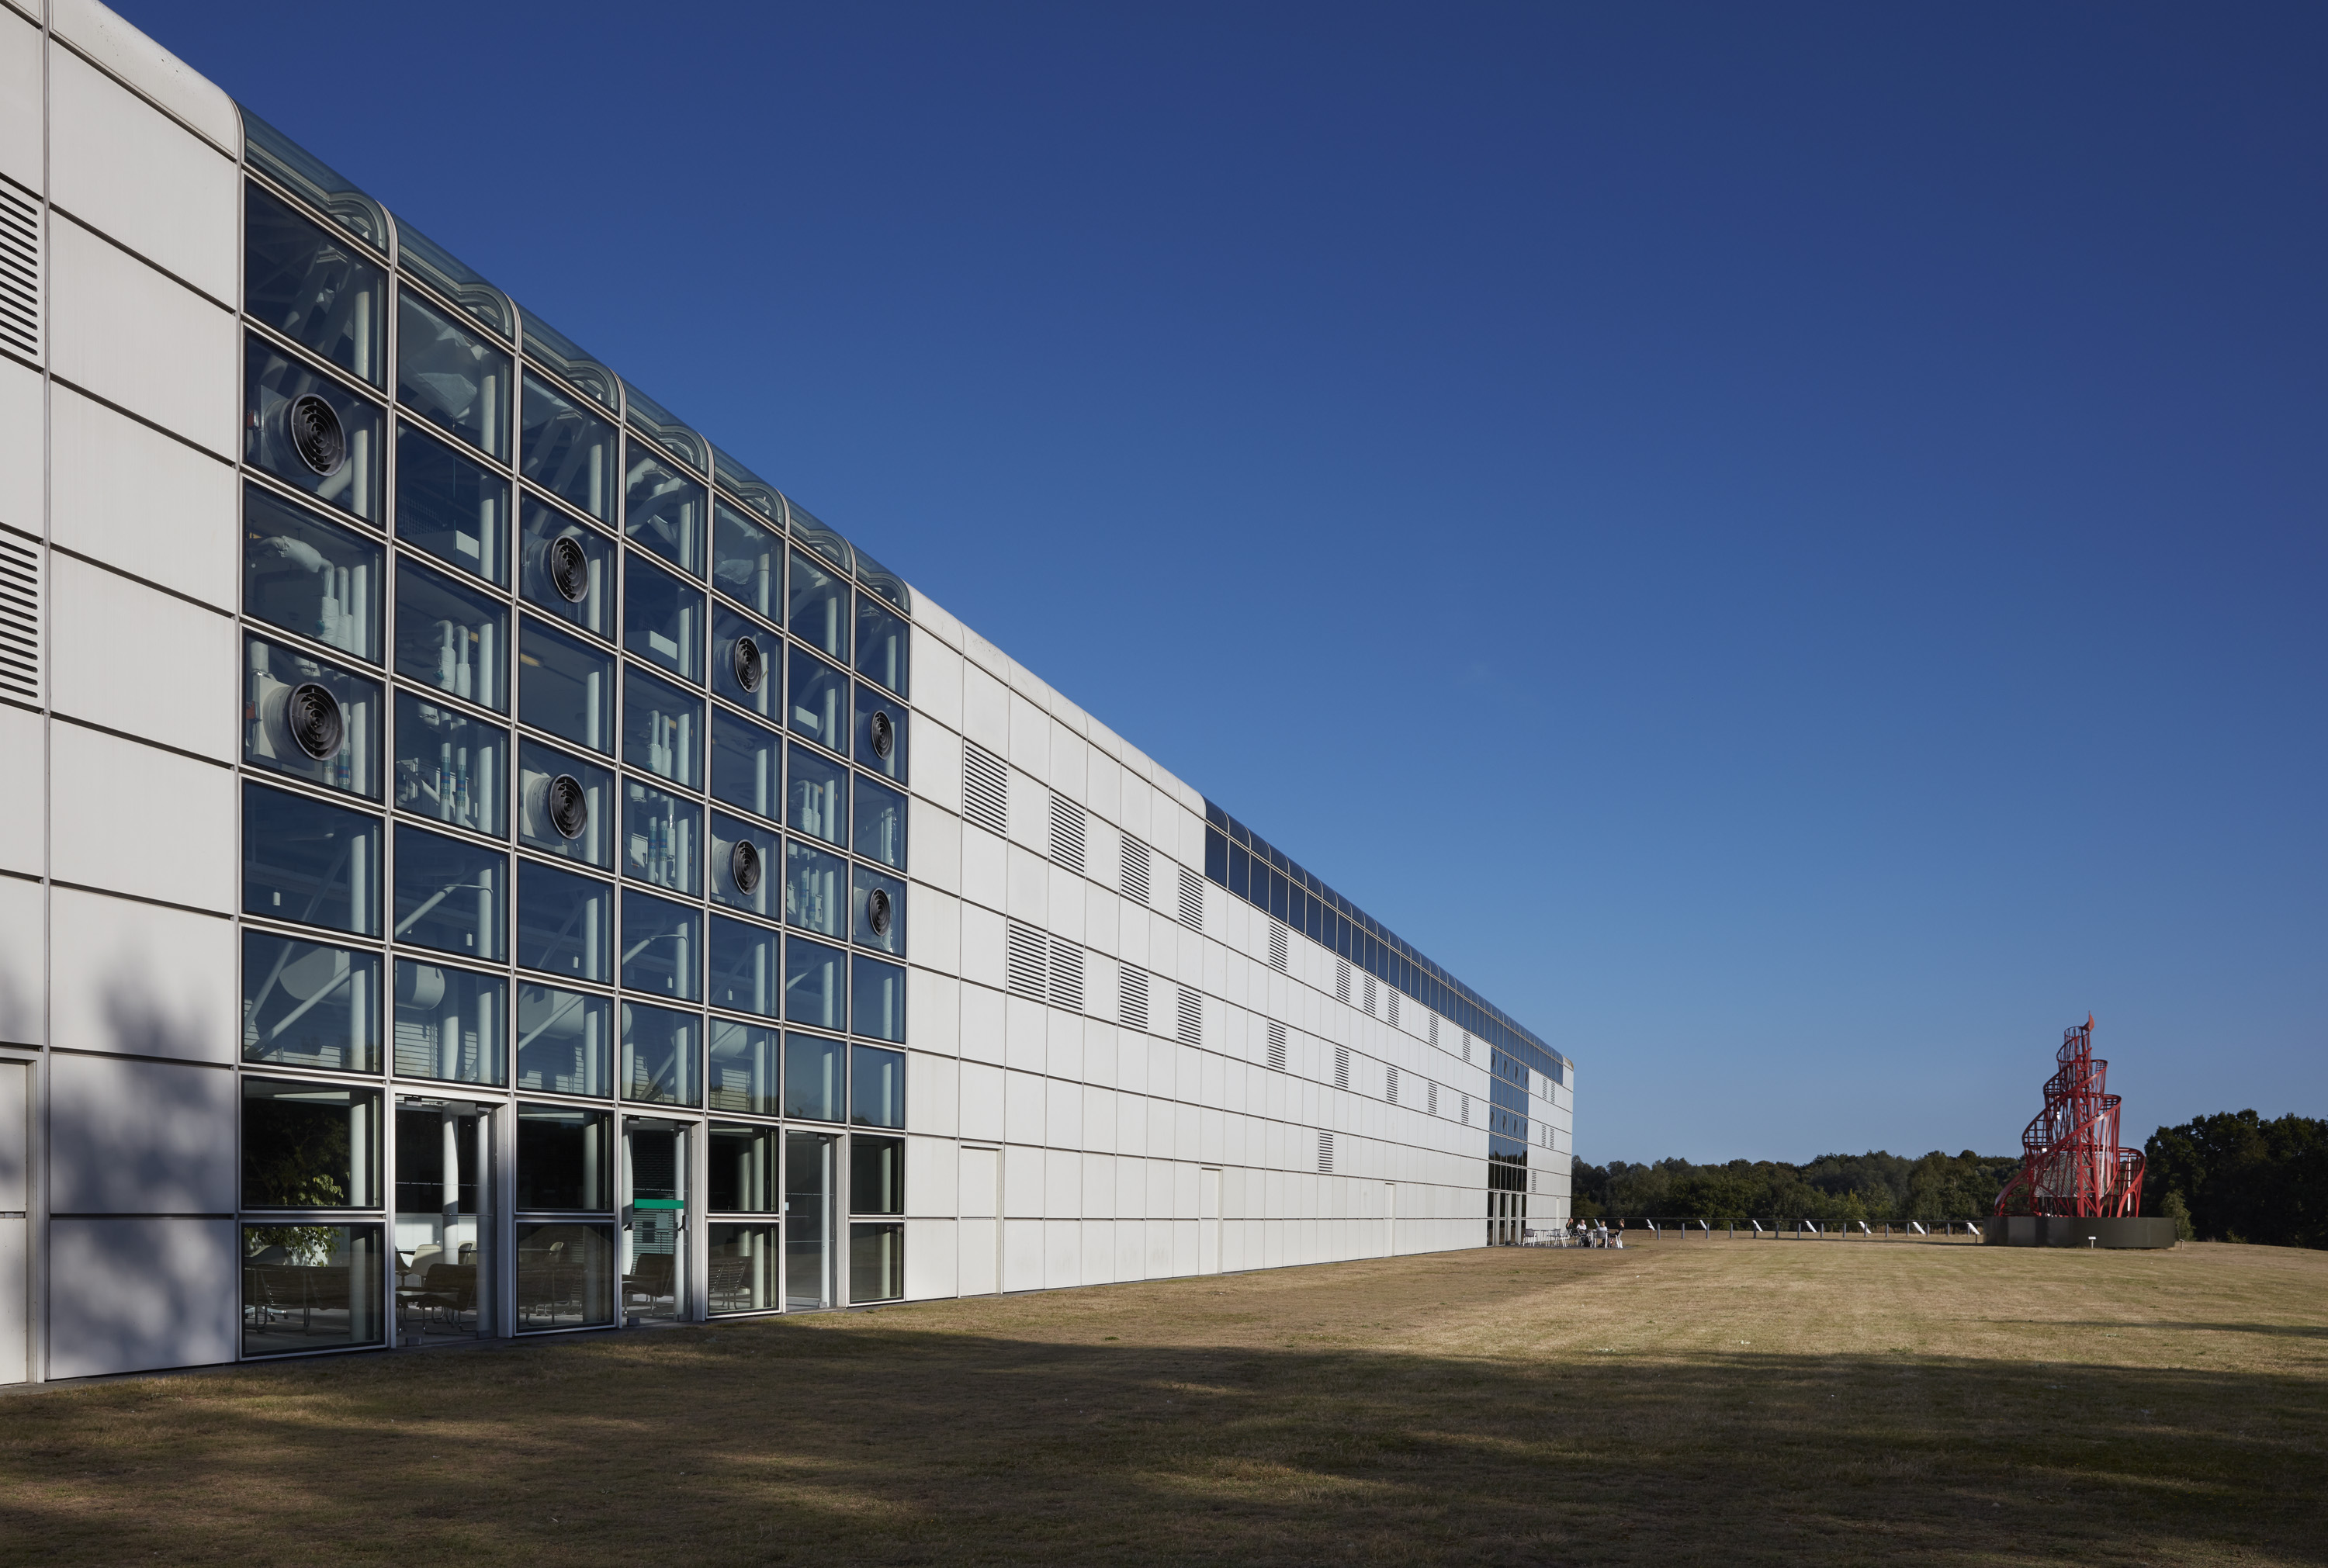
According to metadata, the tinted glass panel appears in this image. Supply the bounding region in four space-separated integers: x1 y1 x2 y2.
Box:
395 557 507 712
851 956 905 1043
707 1025 779 1119
392 824 505 961
783 1033 844 1122
786 500 851 575
244 485 382 663
850 1134 903 1215
854 687 906 782
709 811 772 916
393 691 505 836
242 1223 385 1356
848 1222 902 1303
241 109 391 252
852 776 906 870
517 738 614 869
786 743 847 846
246 336 381 521
243 1077 379 1207
788 548 848 659
625 555 705 682
520 369 615 521
515 859 610 983
711 498 781 618
244 635 380 798
623 779 700 895
712 605 775 720
787 648 847 752
518 618 613 754
518 498 614 638
707 1122 778 1208
244 781 380 936
514 1220 615 1330
854 595 908 697
621 889 700 1001
625 446 705 576
516 1106 611 1210
242 930 379 1072
784 839 844 939
519 307 620 411
708 914 781 1019
622 666 702 788
393 959 504 1085
709 710 782 822
619 1002 699 1106
784 938 845 1033
850 1044 904 1129
397 289 509 459
245 182 383 386
853 865 905 955
396 421 508 584
515 985 610 1098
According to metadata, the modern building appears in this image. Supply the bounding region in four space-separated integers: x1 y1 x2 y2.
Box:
0 0 1574 1384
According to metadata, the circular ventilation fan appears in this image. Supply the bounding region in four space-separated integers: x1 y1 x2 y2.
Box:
866 886 892 937
546 774 589 839
286 682 345 760
286 394 347 477
732 635 764 694
548 535 591 604
868 709 896 760
730 838 763 896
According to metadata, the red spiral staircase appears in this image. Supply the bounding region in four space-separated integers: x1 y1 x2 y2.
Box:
1994 1016 2146 1219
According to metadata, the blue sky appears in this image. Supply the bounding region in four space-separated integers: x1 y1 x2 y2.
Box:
133 2 2326 1162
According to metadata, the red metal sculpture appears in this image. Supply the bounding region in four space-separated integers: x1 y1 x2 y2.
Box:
1994 1016 2146 1218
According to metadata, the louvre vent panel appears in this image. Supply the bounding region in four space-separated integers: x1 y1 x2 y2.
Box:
963 742 1009 836
1429 1016 1439 1049
1387 993 1400 1029
1266 1020 1287 1073
1317 1132 1334 1175
1048 938 1086 1011
1386 1066 1398 1105
1427 1082 1439 1116
1049 797 1087 875
1335 959 1350 1005
1363 975 1377 1016
0 178 37 362
1120 837 1151 905
1175 865 1204 931
1267 922 1287 973
1175 985 1202 1047
1333 1046 1350 1091
1460 1093 1471 1125
1005 922 1047 1000
0 531 40 704
1119 965 1150 1032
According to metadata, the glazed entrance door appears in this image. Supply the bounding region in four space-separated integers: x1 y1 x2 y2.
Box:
393 1099 491 1345
622 1120 689 1323
785 1131 837 1310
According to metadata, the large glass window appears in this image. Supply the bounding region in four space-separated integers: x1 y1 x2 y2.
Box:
785 1130 837 1310
514 1220 615 1331
712 606 775 721
705 1222 779 1315
711 498 781 620
787 742 847 847
785 937 845 1033
620 889 700 1001
396 558 507 713
708 1123 778 1210
391 960 504 1085
517 739 613 869
851 1044 905 1129
396 421 508 585
623 779 700 895
625 556 704 684
244 484 381 663
515 985 610 1098
622 666 702 789
243 1224 385 1357
518 499 613 639
241 930 379 1073
515 859 610 983
625 447 705 576
392 1102 487 1343
783 1033 844 1123
397 289 509 460
788 547 849 660
848 1223 903 1303
853 865 905 956
785 839 844 940
620 1002 699 1106
709 812 772 916
709 711 782 822
708 915 780 1020
850 1134 904 1216
518 617 614 754
520 370 616 524
392 825 505 962
244 781 380 937
393 691 505 837
851 955 905 1044
787 648 847 753
244 183 384 386
244 635 380 798
243 1078 379 1209
245 335 383 521
706 1022 778 1116
516 1105 611 1210
855 595 909 698
853 775 906 870
854 687 906 783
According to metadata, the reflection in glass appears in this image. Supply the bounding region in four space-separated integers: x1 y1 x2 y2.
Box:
712 605 775 720
709 811 771 916
707 1021 778 1116
517 739 613 869
395 221 516 339
393 1104 486 1344
392 960 504 1085
515 860 610 983
710 711 781 822
787 742 847 847
622 666 701 788
854 775 907 870
850 1135 904 1216
854 864 906 956
852 955 905 1044
396 421 508 583
515 985 611 1097
854 545 912 615
785 839 844 939
244 484 379 662
242 930 379 1072
712 498 781 618
244 635 379 798
851 1044 906 1129
625 445 705 576
241 108 391 253
711 442 782 521
519 618 613 754
786 499 852 575
855 594 909 697
393 691 504 836
514 1220 615 1331
855 686 907 783
708 1123 778 1210
242 1078 379 1208
849 1223 904 1304
516 1104 611 1209
245 335 382 521
625 555 705 683
620 1002 699 1106
244 781 380 937
518 498 613 638
520 369 616 522
243 1224 385 1356
788 648 847 753
622 1122 688 1322
624 779 700 894
519 307 621 413
708 914 780 1020
396 558 506 712
397 290 508 459
245 184 383 386
621 889 699 1001
788 547 849 659
392 826 505 961
707 1222 779 1314
784 1130 835 1310
784 1033 844 1123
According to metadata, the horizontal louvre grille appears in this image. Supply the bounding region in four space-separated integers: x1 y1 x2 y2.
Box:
963 742 1008 836
0 531 38 703
1460 1094 1471 1125
1427 1082 1439 1117
1318 1132 1334 1175
1175 985 1201 1047
1386 1066 1398 1105
0 178 36 362
1176 865 1204 930
1333 1046 1350 1091
1266 1021 1287 1072
1121 837 1151 905
1268 922 1287 973
1429 1016 1439 1049
1387 993 1400 1029
1119 965 1150 1032
1049 797 1086 875
1363 975 1377 1016
1335 960 1350 1005
1005 922 1047 1000
1048 938 1085 1012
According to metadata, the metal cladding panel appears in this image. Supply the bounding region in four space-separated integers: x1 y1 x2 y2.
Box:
50 1051 235 1212
50 556 235 760
49 384 237 610
0 8 40 194
47 214 235 458
0 875 40 1045
48 0 241 157
50 725 234 911
48 1217 238 1379
49 886 234 1061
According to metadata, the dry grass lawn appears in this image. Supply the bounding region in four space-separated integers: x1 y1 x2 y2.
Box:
2 1238 2325 1566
